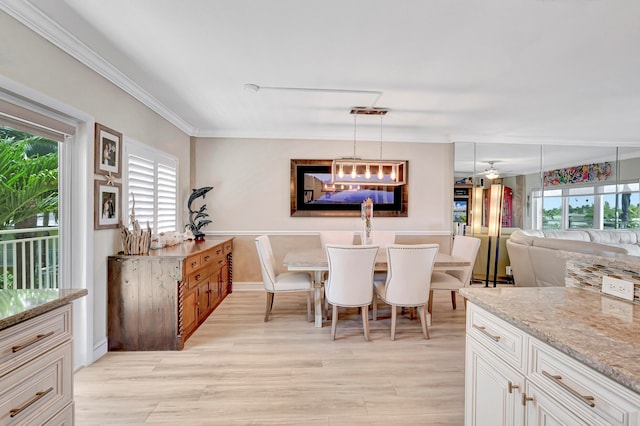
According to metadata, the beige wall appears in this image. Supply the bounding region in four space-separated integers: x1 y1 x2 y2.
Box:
0 11 191 359
194 138 455 282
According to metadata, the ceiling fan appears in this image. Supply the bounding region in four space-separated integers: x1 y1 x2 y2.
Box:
483 161 501 179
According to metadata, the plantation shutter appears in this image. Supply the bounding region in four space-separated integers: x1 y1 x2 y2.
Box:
0 97 76 142
126 143 178 234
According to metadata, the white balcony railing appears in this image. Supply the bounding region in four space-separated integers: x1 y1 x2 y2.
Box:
0 227 59 290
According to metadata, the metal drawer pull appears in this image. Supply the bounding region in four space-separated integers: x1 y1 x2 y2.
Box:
204 255 211 261
522 393 534 406
472 324 500 341
508 381 520 393
12 331 55 353
542 370 595 407
10 387 54 417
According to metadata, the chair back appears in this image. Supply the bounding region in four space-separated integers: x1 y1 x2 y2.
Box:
325 244 378 307
255 235 277 291
320 231 355 248
448 236 481 287
383 244 439 305
370 231 396 248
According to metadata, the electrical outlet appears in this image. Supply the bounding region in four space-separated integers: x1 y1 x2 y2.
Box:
602 276 634 301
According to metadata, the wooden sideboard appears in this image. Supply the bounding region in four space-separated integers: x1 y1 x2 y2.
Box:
107 238 233 351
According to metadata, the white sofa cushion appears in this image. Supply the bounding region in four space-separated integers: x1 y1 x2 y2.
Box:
586 230 638 244
542 230 591 241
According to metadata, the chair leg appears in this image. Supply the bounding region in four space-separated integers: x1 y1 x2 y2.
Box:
451 291 457 310
390 305 397 341
418 304 430 340
362 306 371 341
372 292 378 320
428 289 434 314
306 290 312 322
331 305 338 341
264 292 274 322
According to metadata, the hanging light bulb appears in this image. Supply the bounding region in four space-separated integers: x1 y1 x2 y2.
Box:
390 165 396 181
365 164 371 179
338 163 344 178
377 164 384 180
351 163 357 178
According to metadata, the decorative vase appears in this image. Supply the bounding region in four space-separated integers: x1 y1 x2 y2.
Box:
361 197 373 245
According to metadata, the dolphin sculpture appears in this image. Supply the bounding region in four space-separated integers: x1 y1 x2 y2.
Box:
187 186 213 241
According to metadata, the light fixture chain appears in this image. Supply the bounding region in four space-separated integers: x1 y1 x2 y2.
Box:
353 114 357 158
379 115 383 159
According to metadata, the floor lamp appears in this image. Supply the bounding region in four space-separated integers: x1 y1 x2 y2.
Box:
485 183 503 288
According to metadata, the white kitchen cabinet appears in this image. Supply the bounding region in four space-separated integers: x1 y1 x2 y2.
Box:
465 302 640 426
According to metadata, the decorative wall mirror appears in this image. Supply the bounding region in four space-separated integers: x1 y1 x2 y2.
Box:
290 159 408 217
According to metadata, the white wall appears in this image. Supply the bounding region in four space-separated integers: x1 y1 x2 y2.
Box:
194 138 454 233
0 11 191 364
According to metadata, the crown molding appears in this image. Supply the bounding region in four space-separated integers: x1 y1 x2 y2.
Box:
0 0 197 135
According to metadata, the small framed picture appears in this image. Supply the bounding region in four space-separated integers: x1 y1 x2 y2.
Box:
94 123 122 177
94 181 121 230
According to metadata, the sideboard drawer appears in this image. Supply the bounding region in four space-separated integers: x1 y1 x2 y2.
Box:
529 338 640 426
184 254 202 275
200 248 217 268
223 241 233 255
467 304 527 373
0 305 71 378
0 342 73 426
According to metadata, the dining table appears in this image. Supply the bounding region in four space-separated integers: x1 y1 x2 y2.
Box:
283 247 471 328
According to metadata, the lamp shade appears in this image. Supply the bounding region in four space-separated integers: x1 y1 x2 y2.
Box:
487 183 503 237
471 186 484 234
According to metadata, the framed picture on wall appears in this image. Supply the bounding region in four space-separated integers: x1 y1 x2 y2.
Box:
94 180 121 230
94 123 122 177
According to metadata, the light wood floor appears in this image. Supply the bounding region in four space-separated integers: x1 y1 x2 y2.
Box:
74 289 469 425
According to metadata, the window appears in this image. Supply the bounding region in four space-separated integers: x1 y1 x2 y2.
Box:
532 182 640 230
0 96 76 290
124 140 177 233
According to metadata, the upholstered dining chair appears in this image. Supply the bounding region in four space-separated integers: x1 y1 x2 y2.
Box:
324 244 379 341
255 235 313 322
429 235 481 314
319 231 355 248
372 244 439 340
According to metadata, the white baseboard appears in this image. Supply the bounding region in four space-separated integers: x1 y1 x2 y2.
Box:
92 337 108 362
233 281 263 291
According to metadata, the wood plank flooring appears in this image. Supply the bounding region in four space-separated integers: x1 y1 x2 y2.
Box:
74 289 469 425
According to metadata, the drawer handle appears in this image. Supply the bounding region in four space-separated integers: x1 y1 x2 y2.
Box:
195 274 202 281
12 331 55 353
508 381 520 394
191 261 198 268
472 324 500 341
10 387 54 417
204 255 211 261
542 370 595 408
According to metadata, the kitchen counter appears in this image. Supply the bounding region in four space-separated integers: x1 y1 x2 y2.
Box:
460 286 640 394
0 288 88 331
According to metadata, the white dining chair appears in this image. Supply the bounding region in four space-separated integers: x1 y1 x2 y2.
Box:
372 244 439 340
324 244 379 341
319 231 355 248
369 231 396 281
429 235 481 314
255 235 313 322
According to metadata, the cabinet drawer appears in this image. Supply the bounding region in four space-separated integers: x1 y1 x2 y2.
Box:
0 305 71 378
184 254 202 275
0 342 73 426
467 304 526 373
187 268 209 290
200 249 217 268
223 241 232 255
43 402 73 425
529 338 640 426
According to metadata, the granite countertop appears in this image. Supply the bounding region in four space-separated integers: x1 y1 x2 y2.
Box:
0 288 88 331
460 286 640 394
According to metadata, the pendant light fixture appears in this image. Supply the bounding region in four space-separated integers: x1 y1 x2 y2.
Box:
331 107 406 186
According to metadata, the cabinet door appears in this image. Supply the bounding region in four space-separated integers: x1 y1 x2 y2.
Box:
197 280 211 323
465 336 524 426
182 288 198 337
524 381 591 426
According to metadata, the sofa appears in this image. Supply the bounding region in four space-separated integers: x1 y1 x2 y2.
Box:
506 229 640 287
